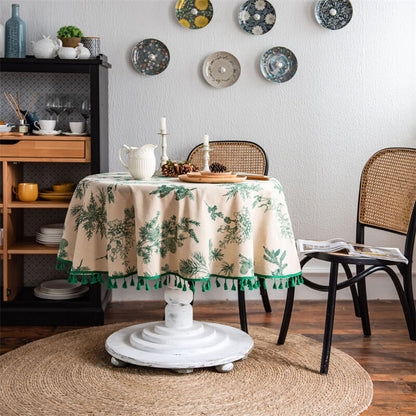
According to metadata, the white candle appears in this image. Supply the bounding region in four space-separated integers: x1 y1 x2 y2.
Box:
203 134 209 147
160 117 167 132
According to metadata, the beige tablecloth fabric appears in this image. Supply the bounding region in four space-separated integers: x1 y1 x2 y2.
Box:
57 173 301 291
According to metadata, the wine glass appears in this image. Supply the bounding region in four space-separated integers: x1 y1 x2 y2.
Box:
81 98 91 133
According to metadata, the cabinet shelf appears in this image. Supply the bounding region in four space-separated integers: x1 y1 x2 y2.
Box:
9 200 70 209
8 240 59 254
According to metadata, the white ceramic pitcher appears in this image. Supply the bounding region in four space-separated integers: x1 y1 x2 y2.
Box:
118 144 157 180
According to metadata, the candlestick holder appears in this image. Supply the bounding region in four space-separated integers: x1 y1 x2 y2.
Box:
155 130 169 176
202 145 211 172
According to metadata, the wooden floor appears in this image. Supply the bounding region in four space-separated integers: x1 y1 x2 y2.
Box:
1 299 415 415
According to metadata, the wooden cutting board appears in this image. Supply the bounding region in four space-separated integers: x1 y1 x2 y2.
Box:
0 131 24 136
178 173 246 183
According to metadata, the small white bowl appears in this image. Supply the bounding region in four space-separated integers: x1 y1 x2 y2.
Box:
0 124 13 133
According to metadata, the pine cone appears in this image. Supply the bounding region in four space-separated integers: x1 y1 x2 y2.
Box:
209 162 228 173
180 163 193 174
162 162 177 177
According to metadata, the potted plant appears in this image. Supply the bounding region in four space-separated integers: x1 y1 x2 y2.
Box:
57 25 83 47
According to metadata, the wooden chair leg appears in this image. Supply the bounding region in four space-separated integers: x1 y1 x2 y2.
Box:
320 262 339 374
357 278 371 337
238 287 248 333
277 285 295 345
259 278 272 313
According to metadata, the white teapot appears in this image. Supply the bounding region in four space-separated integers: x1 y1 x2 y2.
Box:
76 43 91 59
31 35 60 59
118 144 157 180
57 39 81 59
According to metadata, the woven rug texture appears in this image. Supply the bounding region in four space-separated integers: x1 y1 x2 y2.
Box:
0 323 373 416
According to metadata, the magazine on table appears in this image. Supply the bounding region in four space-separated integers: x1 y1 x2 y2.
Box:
296 238 408 264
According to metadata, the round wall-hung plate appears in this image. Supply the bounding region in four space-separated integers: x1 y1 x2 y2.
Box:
176 0 214 29
260 47 297 83
131 39 170 76
202 51 241 88
238 0 276 35
315 0 353 30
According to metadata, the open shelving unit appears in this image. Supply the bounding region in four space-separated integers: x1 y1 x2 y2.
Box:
0 56 112 325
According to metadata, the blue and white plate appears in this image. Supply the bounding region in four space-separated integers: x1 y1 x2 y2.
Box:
315 0 353 30
238 0 276 35
131 39 170 76
260 47 297 83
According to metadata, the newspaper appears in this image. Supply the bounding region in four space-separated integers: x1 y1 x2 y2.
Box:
296 238 408 264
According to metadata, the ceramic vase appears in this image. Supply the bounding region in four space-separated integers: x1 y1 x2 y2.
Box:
5 4 26 58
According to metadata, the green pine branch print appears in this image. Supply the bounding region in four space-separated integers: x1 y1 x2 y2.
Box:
220 261 234 277
209 239 224 262
179 252 209 279
106 207 135 265
71 189 107 240
137 212 200 263
222 183 262 201
149 185 196 200
58 238 68 259
239 254 254 275
206 204 224 221
217 208 252 248
263 246 288 275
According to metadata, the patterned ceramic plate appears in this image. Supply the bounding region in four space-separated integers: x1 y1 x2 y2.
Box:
315 0 353 30
238 0 276 35
176 0 213 29
202 51 241 88
260 47 297 83
131 39 170 76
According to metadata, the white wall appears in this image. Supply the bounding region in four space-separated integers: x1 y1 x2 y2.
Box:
2 0 415 301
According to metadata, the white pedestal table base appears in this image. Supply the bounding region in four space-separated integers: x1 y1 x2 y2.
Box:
105 279 253 373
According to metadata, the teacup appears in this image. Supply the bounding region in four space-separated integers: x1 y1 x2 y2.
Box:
34 120 56 133
12 183 38 202
69 121 85 134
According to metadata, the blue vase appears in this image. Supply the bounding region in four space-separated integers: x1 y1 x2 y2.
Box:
5 4 26 58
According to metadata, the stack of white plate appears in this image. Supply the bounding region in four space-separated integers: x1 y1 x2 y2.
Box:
36 223 64 246
34 279 89 300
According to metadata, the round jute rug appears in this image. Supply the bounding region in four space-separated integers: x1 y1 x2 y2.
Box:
0 323 373 416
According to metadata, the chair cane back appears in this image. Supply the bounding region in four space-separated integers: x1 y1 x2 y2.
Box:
187 140 269 175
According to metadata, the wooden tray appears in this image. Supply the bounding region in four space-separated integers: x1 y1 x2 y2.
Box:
179 173 246 183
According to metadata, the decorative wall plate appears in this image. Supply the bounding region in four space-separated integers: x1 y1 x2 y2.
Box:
131 39 170 76
238 0 276 35
176 0 213 29
260 47 298 83
202 51 241 88
315 0 353 30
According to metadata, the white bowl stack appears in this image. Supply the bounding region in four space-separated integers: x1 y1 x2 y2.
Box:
36 223 64 246
34 279 89 300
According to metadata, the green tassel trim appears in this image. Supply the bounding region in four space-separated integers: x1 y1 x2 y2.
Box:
81 275 88 285
122 279 127 289
113 279 118 289
273 280 278 289
97 275 104 284
130 276 135 286
248 279 253 290
190 281 195 292
239 280 245 291
231 280 236 291
145 281 150 291
178 279 183 289
216 278 220 288
154 280 158 289
163 277 168 286
182 283 187 291
206 280 211 291
286 279 290 288
279 280 283 289
136 279 142 290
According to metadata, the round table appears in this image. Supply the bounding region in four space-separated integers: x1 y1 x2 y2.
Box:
57 173 301 372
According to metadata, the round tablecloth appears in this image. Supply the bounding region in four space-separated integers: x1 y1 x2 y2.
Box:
57 173 302 292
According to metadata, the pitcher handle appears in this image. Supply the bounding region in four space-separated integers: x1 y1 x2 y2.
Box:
34 121 40 130
118 145 130 170
12 185 18 196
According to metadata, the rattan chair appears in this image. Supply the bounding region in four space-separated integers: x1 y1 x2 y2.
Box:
187 140 271 333
278 147 416 374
